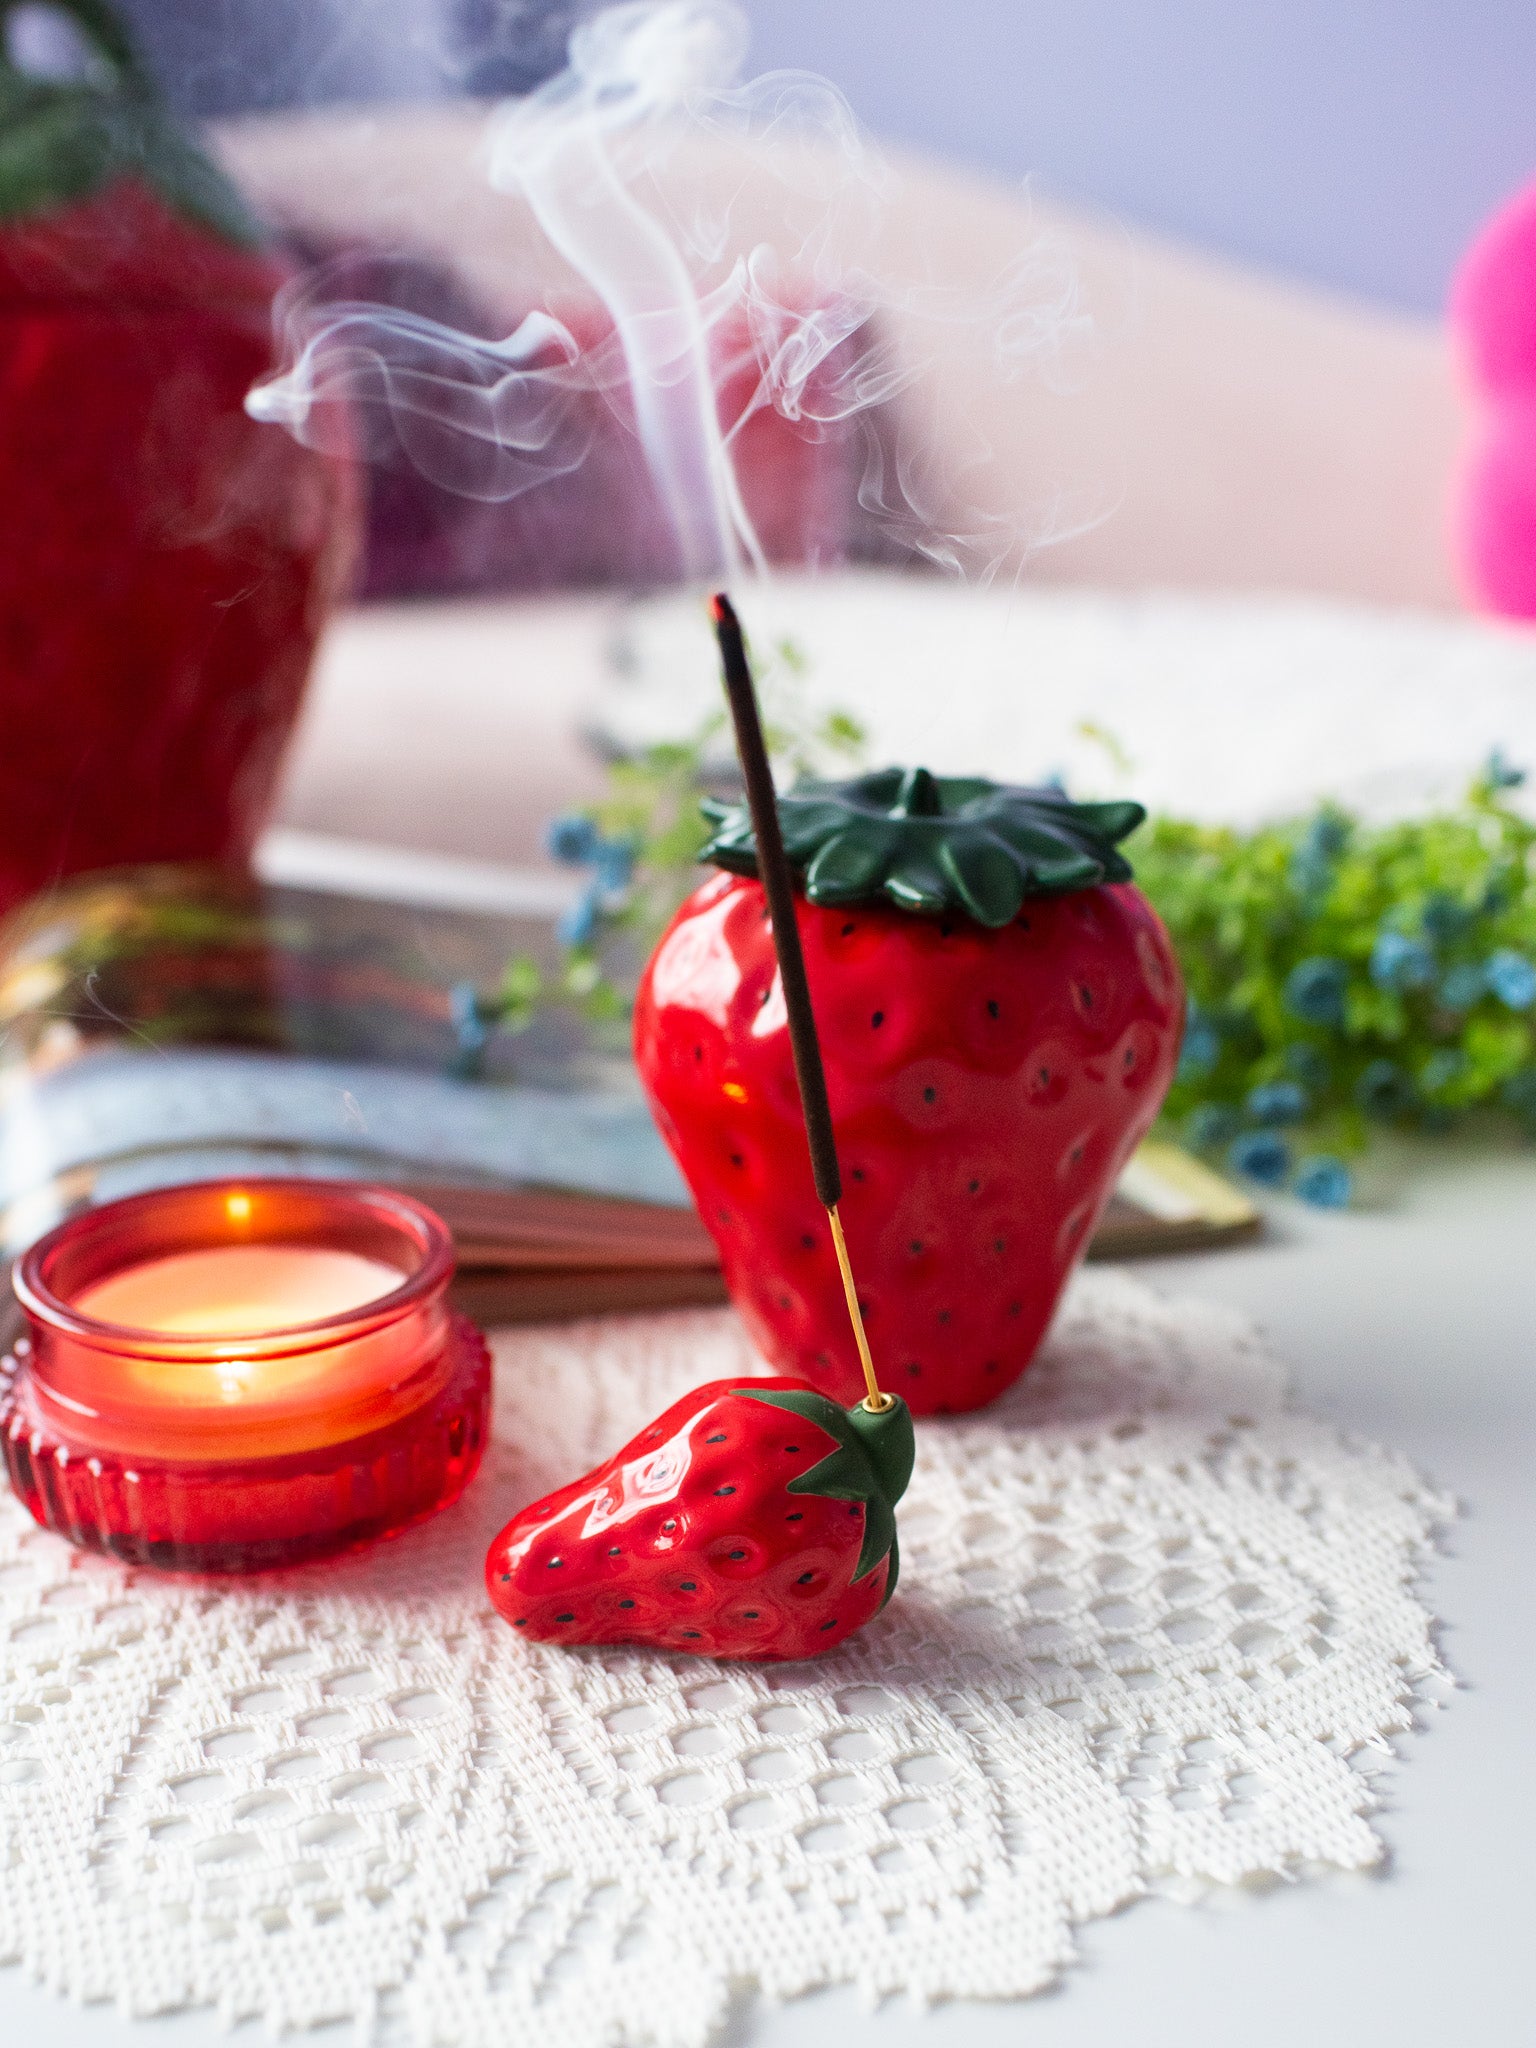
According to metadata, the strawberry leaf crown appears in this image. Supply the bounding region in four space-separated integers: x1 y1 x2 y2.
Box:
732 1385 914 1604
0 0 259 243
701 766 1145 930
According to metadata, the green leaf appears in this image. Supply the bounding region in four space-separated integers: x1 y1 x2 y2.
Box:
731 1387 915 1600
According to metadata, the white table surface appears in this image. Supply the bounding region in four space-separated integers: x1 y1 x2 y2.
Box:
3 1146 1530 2048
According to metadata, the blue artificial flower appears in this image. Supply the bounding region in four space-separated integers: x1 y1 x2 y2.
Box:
1289 809 1349 898
1354 1059 1414 1119
1438 961 1486 1011
1485 747 1526 790
1485 948 1536 1011
1285 956 1348 1028
1185 1102 1239 1152
558 886 601 950
593 838 637 890
1422 893 1472 946
546 813 600 866
1177 1012 1220 1079
1245 1079 1308 1127
1228 1129 1292 1186
1293 1155 1353 1208
1370 929 1435 991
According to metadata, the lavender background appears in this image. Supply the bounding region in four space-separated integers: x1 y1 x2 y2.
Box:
95 0 1536 315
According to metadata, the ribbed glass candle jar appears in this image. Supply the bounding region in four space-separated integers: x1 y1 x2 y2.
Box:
1 1179 490 1571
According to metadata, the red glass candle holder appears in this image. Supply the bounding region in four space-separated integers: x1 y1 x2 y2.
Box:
1 1180 490 1572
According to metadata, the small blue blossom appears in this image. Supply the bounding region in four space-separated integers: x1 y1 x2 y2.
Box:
1370 929 1435 991
1178 1012 1220 1078
1290 810 1348 898
1354 1059 1414 1119
1285 956 1348 1028
1186 1102 1239 1152
1485 747 1526 790
546 813 599 865
558 887 601 949
592 839 636 890
1422 894 1472 946
1228 1130 1292 1186
1245 1079 1308 1126
1438 962 1486 1011
1485 948 1536 1011
1294 1156 1353 1208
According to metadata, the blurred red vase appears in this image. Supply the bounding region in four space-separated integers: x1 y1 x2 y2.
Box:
0 175 357 918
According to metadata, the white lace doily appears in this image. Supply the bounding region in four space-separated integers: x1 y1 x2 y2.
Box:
0 1270 1452 2045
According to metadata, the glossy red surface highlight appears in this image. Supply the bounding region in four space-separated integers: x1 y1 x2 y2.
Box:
2 1180 489 1571
634 873 1184 1414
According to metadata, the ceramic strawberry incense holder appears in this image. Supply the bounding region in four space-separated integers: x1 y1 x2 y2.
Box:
486 595 916 1661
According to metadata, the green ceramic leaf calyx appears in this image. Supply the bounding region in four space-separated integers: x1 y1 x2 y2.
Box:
701 766 1145 928
731 1386 914 1602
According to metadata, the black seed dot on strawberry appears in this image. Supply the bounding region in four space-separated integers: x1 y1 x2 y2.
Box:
969 1179 981 1193
515 1618 527 1627
841 922 855 936
729 1549 747 1560
715 1485 736 1496
1010 1301 1021 1316
985 1360 999 1374
987 999 1000 1018
907 1362 921 1377
744 1611 760 1619
923 1086 937 1103
663 1519 677 1531
871 1011 884 1027
785 1444 799 1453
717 1207 730 1223
679 1581 697 1591
820 1619 837 1631
937 1309 951 1325
760 988 770 1005
556 1614 574 1624
994 1238 1006 1253
730 1153 744 1168
801 1233 815 1249
548 1558 563 1568
786 1512 803 1522
499 1572 511 1581
1019 915 1031 929
778 1295 791 1309
694 1046 703 1062
1078 984 1093 1009
619 1599 635 1609
682 1630 702 1639
608 1546 622 1557
706 1433 727 1443
798 1571 815 1584
909 1239 923 1255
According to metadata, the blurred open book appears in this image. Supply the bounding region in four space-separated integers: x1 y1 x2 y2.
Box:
0 836 1257 1323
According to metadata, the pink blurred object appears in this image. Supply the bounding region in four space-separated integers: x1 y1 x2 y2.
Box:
1450 181 1536 618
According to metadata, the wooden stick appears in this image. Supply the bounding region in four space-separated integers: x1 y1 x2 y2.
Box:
710 593 890 1411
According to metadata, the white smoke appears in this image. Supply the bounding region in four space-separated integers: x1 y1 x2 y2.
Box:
247 0 1091 585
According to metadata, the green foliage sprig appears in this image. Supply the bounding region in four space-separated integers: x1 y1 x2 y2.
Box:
1139 752 1536 1203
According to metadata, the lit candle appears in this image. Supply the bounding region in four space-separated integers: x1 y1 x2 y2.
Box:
1 1179 491 1570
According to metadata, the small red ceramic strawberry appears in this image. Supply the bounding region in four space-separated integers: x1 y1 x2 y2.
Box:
634 769 1183 1416
486 1378 914 1660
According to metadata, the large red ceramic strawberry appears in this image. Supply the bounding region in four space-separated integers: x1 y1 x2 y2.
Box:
633 768 1183 1416
486 1377 914 1660
0 0 355 916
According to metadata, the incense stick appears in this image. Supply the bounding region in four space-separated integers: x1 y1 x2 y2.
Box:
709 592 890 1412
